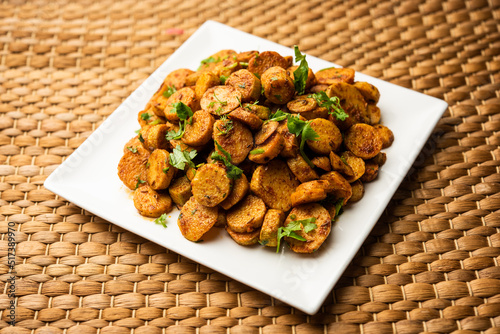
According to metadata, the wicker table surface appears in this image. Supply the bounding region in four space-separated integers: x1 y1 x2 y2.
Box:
1 0 500 333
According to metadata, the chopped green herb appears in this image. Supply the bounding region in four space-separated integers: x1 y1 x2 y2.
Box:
287 115 319 168
220 75 229 84
138 133 144 143
249 148 264 155
162 166 170 174
140 113 151 121
271 77 278 81
191 209 197 215
169 145 197 170
211 141 243 180
150 119 162 125
127 146 138 153
292 45 309 95
198 56 220 70
259 239 269 246
273 94 282 101
213 92 228 106
166 102 194 140
154 213 168 228
334 198 344 218
216 115 233 135
239 62 249 67
244 100 260 111
238 83 246 89
162 85 177 98
265 109 289 123
309 91 349 121
135 176 146 189
276 217 317 252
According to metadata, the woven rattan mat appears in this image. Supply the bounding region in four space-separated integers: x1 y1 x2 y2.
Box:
1 0 500 332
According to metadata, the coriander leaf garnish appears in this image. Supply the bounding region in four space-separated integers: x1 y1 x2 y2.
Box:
249 148 264 155
286 115 319 168
309 91 349 121
154 213 168 228
265 109 289 123
211 141 243 180
166 102 193 140
220 75 229 84
334 198 344 218
162 85 177 98
138 132 144 143
127 146 138 153
135 176 146 189
198 56 220 70
292 45 309 95
276 217 317 252
140 112 151 121
216 115 234 135
169 145 197 170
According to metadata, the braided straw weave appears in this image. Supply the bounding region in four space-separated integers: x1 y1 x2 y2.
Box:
1 0 500 332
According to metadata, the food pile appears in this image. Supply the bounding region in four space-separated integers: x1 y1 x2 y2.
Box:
117 47 394 253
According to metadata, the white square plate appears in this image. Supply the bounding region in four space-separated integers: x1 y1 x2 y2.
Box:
44 20 448 314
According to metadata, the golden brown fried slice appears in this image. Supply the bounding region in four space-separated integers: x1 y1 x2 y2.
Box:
133 185 173 218
118 137 150 190
159 87 198 122
178 197 218 242
140 124 171 152
344 123 383 159
360 161 379 183
226 194 266 233
182 109 215 147
248 51 289 76
168 176 192 208
320 171 352 205
255 121 279 145
191 163 232 207
163 68 194 90
220 173 249 210
374 124 394 149
225 69 261 102
228 107 263 130
311 156 331 172
326 82 367 129
284 203 332 253
147 149 176 190
286 154 319 183
226 227 260 246
259 209 285 247
250 159 300 211
349 180 365 203
290 180 330 207
329 151 355 178
195 71 220 101
306 118 342 155
287 95 318 113
138 108 165 127
315 67 355 85
213 119 253 165
353 81 380 104
200 86 242 116
243 103 270 120
366 104 381 125
261 66 295 104
340 151 365 183
248 132 284 164
277 121 299 158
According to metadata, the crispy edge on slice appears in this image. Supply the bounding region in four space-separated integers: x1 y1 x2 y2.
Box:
191 163 232 207
341 151 365 183
220 173 250 210
178 196 218 242
118 137 150 190
259 209 285 247
286 154 319 183
226 227 261 246
290 180 329 207
147 149 176 190
182 109 215 147
250 159 300 211
320 171 352 205
133 184 173 218
284 203 332 253
344 123 383 160
248 131 284 164
226 194 266 233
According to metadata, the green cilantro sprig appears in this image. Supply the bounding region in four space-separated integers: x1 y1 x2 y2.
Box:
211 141 243 180
264 109 289 123
166 102 193 140
276 217 317 252
154 213 168 228
163 85 177 98
287 115 319 168
169 145 197 170
309 91 349 121
216 115 233 135
198 56 220 70
293 45 309 95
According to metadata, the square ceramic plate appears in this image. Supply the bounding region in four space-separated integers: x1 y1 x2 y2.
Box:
44 20 448 315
